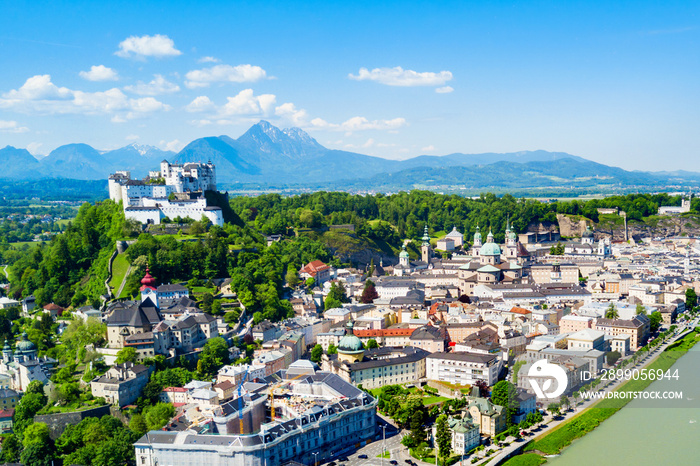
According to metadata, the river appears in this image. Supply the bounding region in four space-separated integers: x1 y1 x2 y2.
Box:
545 344 700 465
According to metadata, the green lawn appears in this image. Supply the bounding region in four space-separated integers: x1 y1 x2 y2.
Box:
9 241 45 248
109 253 130 289
501 453 546 466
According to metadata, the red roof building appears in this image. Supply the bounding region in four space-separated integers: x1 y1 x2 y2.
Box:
299 260 331 283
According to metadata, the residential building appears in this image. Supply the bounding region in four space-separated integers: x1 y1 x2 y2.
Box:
595 314 650 351
466 397 506 437
409 325 446 353
321 330 430 390
431 415 480 455
299 260 331 284
134 369 376 466
426 352 501 387
91 362 153 407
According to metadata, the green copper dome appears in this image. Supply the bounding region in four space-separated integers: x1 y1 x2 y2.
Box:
473 225 482 242
583 225 594 238
399 244 409 259
480 229 501 256
480 242 502 256
506 221 517 240
338 321 364 353
2 340 10 352
16 333 36 352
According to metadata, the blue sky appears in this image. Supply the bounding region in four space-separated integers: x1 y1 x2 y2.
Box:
0 0 698 171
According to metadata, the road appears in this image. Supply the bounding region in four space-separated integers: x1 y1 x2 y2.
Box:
320 418 404 466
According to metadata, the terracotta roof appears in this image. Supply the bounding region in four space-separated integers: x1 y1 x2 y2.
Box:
509 307 532 315
353 328 416 337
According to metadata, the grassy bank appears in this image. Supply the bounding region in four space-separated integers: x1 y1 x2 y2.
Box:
506 328 700 463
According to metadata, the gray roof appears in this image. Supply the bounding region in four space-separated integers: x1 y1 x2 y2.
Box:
427 352 498 364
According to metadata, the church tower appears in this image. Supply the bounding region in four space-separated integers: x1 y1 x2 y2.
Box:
505 220 518 259
421 225 432 263
472 225 482 257
399 244 409 267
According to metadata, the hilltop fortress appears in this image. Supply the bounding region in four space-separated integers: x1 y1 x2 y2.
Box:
108 160 223 226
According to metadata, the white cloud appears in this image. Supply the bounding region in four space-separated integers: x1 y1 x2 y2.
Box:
275 102 309 126
422 145 437 152
435 86 454 94
2 74 72 101
311 116 407 132
126 134 140 141
124 74 180 95
184 64 267 88
115 34 182 59
221 89 276 116
26 142 44 155
189 119 213 127
0 74 170 120
0 120 29 133
159 139 185 152
349 66 453 87
79 65 119 82
185 96 216 113
198 56 220 63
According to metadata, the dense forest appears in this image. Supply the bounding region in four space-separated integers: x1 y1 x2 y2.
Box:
230 191 696 244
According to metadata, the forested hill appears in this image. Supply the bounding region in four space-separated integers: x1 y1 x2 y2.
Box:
2 191 697 336
229 191 699 244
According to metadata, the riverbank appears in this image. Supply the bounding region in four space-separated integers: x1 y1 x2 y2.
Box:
501 327 700 465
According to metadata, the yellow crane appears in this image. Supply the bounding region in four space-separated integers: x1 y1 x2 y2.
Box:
269 372 306 421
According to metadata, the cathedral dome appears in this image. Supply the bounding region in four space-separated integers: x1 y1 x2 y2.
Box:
16 333 36 352
337 321 364 353
399 245 409 259
582 226 594 238
480 242 502 256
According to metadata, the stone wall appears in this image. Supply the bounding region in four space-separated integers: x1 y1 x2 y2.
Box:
35 405 112 439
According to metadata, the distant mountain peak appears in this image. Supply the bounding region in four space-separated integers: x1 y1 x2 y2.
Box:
282 126 321 147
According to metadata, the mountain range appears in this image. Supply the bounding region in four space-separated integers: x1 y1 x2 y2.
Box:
2 120 700 192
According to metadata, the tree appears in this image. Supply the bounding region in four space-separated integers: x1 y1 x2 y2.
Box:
636 303 646 315
197 337 230 377
324 295 342 310
649 311 663 332
144 403 175 431
115 347 137 365
285 268 300 287
189 221 206 236
20 441 55 466
547 402 560 417
26 380 45 396
327 344 337 355
23 422 51 447
490 381 519 427
0 434 21 463
129 414 148 437
549 242 564 255
327 281 349 303
686 288 697 309
366 338 379 349
410 409 425 446
605 302 619 320
361 280 379 304
560 396 570 411
435 414 452 465
305 277 315 289
606 350 621 366
474 380 489 398
310 344 323 363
